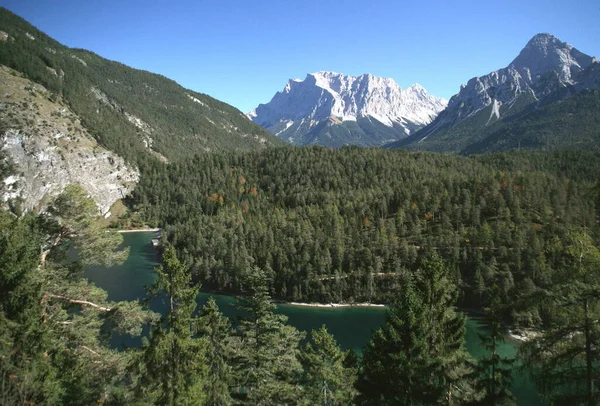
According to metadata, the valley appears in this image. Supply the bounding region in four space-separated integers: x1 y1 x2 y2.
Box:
1 4 599 406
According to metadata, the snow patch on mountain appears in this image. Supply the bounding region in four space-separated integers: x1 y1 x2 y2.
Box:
248 71 447 146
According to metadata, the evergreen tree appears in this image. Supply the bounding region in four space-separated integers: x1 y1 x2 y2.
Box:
230 267 304 405
342 348 359 370
134 244 207 405
38 186 151 404
199 297 233 406
358 254 480 405
472 285 515 406
299 325 357 405
44 184 129 266
520 231 600 406
0 186 151 405
0 212 61 405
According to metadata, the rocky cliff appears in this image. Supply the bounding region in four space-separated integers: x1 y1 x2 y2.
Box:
249 71 446 147
389 33 600 153
0 65 138 215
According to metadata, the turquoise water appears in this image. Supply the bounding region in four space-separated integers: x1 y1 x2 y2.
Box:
85 231 545 405
465 318 543 406
84 231 160 303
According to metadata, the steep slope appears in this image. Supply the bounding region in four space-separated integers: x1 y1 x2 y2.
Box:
388 33 600 154
0 65 138 215
249 71 446 147
461 88 600 154
0 8 282 168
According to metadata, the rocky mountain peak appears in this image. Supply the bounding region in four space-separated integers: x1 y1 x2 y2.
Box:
391 33 600 153
249 71 446 147
405 83 428 96
509 33 595 85
439 33 599 120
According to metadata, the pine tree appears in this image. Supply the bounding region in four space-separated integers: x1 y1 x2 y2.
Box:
520 231 600 405
1 186 152 405
299 325 357 405
44 184 129 266
358 254 480 405
37 186 152 404
134 244 207 405
198 297 233 406
472 285 515 406
0 212 61 405
230 267 304 405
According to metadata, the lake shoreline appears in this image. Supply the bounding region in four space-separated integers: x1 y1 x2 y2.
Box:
463 311 539 344
87 230 544 405
117 234 537 342
117 228 160 233
507 328 540 342
199 291 388 309
281 301 386 309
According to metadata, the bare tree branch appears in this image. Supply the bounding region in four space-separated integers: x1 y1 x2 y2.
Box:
43 293 113 312
79 345 101 357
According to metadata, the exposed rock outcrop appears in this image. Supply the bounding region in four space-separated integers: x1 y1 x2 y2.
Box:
0 66 138 215
249 71 446 147
392 33 600 151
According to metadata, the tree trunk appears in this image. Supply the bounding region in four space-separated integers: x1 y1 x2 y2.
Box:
584 298 594 406
42 293 113 312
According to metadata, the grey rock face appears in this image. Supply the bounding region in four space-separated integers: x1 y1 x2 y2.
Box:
441 34 598 127
248 71 446 147
0 66 138 215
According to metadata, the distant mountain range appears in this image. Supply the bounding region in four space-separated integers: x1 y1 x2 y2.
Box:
386 33 600 154
250 34 600 153
248 72 447 147
1 4 599 214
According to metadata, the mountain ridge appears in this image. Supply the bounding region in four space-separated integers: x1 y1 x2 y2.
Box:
0 7 282 165
387 33 600 154
249 71 446 147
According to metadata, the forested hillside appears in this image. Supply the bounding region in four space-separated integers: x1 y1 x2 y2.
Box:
131 147 599 326
0 192 486 405
0 8 282 169
3 176 599 404
387 88 600 154
461 88 600 154
2 6 600 405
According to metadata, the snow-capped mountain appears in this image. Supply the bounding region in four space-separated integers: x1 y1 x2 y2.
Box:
391 33 600 152
248 72 447 147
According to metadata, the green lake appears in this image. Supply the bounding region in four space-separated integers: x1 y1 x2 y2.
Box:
85 231 545 405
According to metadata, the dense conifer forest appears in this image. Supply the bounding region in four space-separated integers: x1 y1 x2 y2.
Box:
2 6 600 405
3 179 599 404
2 101 600 405
131 147 599 325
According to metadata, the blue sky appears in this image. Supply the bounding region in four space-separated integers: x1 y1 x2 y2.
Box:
2 0 599 113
